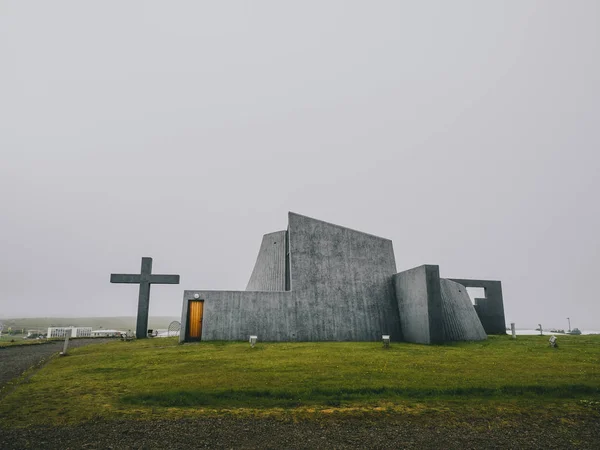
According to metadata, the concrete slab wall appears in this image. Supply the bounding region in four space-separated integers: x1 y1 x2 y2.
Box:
392 265 444 344
439 279 487 341
288 213 401 341
448 279 506 334
180 290 294 342
246 231 288 291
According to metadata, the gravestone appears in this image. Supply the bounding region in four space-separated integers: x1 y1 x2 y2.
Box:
111 257 180 339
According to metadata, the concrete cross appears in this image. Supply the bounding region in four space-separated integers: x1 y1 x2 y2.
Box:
110 257 180 339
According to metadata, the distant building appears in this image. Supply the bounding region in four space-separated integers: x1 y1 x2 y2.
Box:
47 326 92 338
26 329 46 338
91 329 125 337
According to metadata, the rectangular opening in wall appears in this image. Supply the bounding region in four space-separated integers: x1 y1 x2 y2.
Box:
466 287 486 305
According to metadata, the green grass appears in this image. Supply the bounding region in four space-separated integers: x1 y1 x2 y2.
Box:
0 335 47 347
1 335 599 427
0 335 71 347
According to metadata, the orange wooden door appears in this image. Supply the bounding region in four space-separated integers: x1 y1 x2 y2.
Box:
187 300 204 341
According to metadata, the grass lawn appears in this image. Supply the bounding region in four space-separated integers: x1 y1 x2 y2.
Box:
1 335 599 427
0 335 47 347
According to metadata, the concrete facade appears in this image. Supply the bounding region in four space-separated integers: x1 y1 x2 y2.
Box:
392 266 488 344
288 213 400 341
448 279 506 335
439 279 487 341
180 212 505 343
246 231 288 291
180 291 294 341
392 265 443 344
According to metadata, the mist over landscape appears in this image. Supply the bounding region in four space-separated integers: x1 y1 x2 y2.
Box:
1 2 599 331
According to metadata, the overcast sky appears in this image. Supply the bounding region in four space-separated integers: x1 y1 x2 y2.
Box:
1 1 598 331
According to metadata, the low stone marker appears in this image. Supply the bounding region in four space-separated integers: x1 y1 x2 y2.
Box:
511 322 516 339
60 329 72 356
549 335 558 348
121 331 134 341
249 335 257 348
382 335 390 348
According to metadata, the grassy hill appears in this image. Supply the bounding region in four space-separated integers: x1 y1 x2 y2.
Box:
1 335 599 428
0 316 179 332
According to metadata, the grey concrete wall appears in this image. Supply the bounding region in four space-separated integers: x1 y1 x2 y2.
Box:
393 265 444 344
288 212 400 341
180 290 294 342
180 212 502 344
181 212 401 342
439 279 487 341
246 230 288 291
448 279 506 334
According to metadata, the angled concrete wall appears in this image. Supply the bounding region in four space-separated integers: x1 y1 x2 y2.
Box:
288 213 401 341
448 279 506 334
246 230 288 291
439 279 487 341
393 265 444 344
393 267 488 343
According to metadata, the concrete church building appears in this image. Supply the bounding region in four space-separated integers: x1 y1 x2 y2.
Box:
180 212 505 344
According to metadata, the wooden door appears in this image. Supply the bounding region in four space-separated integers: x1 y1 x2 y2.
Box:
187 300 204 341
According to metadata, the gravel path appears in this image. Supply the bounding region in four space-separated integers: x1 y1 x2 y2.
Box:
0 339 112 393
1 416 599 449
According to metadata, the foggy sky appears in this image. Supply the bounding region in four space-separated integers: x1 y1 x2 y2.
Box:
1 1 599 330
